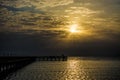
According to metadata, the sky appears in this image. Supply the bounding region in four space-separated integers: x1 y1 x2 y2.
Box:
0 0 120 56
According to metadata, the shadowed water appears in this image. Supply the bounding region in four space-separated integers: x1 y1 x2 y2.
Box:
5 57 120 80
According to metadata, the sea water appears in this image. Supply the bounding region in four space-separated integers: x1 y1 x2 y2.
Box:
5 57 120 80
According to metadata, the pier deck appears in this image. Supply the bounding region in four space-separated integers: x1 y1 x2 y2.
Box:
0 56 67 80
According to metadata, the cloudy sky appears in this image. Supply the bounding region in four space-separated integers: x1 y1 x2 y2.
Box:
0 0 120 56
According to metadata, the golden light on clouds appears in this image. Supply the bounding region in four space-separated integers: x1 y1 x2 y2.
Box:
69 24 79 33
0 0 120 42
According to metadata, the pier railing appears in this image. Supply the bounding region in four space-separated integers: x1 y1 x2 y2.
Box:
0 56 67 80
37 56 67 61
0 57 35 80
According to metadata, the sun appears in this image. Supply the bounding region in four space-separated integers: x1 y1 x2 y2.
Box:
69 24 78 33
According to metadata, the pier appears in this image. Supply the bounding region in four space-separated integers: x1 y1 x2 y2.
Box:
37 56 67 61
0 55 67 80
0 57 35 80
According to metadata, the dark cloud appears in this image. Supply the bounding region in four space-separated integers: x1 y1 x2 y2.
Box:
0 0 73 9
0 32 120 56
0 4 45 14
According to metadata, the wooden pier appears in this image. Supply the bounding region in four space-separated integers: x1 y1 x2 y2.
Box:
37 56 67 61
0 57 35 80
0 55 67 80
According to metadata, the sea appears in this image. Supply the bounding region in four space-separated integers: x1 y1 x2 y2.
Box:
4 57 120 80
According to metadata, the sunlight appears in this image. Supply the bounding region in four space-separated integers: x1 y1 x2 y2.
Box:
66 58 82 80
69 24 79 33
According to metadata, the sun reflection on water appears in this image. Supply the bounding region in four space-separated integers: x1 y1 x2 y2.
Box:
66 58 85 80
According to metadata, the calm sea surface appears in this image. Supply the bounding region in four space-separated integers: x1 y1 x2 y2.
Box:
5 57 120 80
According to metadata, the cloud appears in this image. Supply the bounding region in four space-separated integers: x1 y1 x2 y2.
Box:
0 0 73 33
0 0 73 9
0 6 68 33
0 0 120 41
0 4 45 14
65 7 100 16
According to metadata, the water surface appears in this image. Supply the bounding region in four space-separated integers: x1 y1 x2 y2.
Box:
5 57 120 80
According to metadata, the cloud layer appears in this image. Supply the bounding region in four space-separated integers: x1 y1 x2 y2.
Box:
0 0 120 41
1 0 73 8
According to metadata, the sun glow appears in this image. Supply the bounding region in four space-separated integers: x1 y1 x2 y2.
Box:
69 24 79 33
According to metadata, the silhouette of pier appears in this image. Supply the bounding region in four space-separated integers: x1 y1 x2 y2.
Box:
0 57 35 80
0 55 67 80
37 55 67 61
